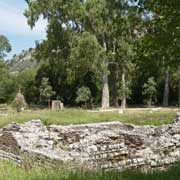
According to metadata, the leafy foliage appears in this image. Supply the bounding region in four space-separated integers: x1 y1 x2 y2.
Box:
0 61 16 103
143 77 157 106
0 35 11 59
16 68 38 104
39 77 55 102
1 1 180 107
76 86 91 106
118 81 132 101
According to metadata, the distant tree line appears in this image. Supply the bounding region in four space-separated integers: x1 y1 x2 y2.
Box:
0 0 180 108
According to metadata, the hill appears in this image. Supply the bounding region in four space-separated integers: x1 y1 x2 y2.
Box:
6 48 36 73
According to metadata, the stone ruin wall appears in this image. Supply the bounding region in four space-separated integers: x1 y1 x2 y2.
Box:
1 113 180 171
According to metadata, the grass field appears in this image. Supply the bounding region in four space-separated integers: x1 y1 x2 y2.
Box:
1 160 180 180
0 108 178 128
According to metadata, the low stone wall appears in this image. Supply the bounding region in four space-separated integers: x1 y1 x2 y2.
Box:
1 113 180 171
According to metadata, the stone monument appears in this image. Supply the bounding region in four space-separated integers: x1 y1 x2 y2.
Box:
51 100 64 111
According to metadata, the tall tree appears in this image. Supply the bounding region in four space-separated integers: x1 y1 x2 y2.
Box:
40 77 55 108
137 0 180 106
0 35 11 59
0 60 16 103
84 0 133 108
0 35 14 103
25 0 136 109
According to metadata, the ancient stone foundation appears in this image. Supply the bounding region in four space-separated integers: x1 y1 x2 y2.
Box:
1 113 180 171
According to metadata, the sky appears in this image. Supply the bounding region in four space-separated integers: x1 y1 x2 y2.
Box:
0 0 47 59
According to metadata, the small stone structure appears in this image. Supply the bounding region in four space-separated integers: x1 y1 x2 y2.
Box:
51 100 64 111
1 113 180 171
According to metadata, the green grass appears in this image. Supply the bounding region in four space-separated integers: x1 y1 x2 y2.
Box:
0 108 177 128
1 160 180 180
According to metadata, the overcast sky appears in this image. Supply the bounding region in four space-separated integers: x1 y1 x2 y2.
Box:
0 0 47 59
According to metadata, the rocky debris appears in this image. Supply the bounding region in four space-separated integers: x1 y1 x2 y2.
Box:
1 114 180 171
173 112 180 124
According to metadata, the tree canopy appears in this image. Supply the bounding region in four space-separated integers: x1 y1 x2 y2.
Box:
0 35 11 59
0 1 180 108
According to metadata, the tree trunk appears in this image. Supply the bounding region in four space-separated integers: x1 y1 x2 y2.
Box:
85 101 87 109
101 35 110 109
163 68 169 107
112 81 118 107
113 94 119 108
112 40 119 108
102 71 110 109
121 71 126 109
111 66 119 108
179 77 180 107
48 99 51 109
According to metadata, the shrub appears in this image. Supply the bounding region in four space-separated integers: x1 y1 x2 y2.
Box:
76 86 91 107
143 77 157 107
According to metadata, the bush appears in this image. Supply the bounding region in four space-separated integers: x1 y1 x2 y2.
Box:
143 77 157 107
76 86 91 107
